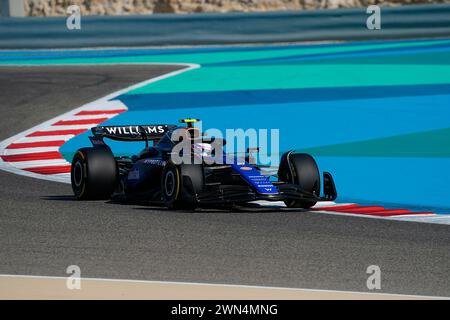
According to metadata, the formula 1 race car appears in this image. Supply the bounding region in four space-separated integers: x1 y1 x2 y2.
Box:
71 119 337 209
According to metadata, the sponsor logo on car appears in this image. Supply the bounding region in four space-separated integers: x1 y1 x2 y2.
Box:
143 159 166 166
104 125 168 136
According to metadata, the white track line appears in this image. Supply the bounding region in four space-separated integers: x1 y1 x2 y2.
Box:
9 159 70 169
46 124 103 130
15 136 77 143
255 200 450 225
3 147 60 155
53 115 112 121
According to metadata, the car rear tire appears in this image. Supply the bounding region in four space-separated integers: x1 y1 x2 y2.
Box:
71 147 118 200
278 152 320 209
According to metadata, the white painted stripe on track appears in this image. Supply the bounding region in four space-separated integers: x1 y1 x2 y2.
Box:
314 201 354 207
253 201 353 209
254 200 450 225
390 215 450 225
53 173 71 179
41 124 98 131
8 159 70 169
15 135 75 143
81 100 128 111
311 209 450 225
3 147 60 155
52 114 116 121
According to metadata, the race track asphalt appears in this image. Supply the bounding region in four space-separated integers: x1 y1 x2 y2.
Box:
0 65 449 297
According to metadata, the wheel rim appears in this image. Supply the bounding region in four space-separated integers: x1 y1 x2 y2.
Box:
73 161 83 187
164 171 176 197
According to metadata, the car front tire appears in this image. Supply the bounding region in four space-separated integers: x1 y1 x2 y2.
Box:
278 152 320 209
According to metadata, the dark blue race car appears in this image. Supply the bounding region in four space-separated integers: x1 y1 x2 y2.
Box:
71 119 337 209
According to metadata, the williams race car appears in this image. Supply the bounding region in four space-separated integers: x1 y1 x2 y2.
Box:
71 119 337 209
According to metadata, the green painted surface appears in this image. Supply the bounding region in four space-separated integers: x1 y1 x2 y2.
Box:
299 127 450 158
127 64 450 94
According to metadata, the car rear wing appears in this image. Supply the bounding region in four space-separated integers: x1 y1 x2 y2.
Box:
91 125 177 142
